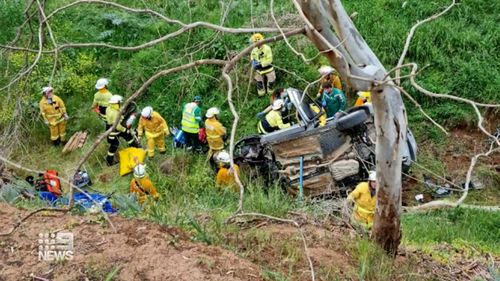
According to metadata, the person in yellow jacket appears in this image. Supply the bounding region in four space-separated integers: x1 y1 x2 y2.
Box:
105 95 139 166
347 171 378 228
130 164 159 204
39 86 68 146
181 96 202 152
317 66 342 98
258 99 291 134
354 91 371 107
137 106 169 158
214 151 240 192
309 103 327 127
250 33 275 96
92 78 113 123
204 107 227 161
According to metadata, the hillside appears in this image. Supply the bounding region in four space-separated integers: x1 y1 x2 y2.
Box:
0 0 499 280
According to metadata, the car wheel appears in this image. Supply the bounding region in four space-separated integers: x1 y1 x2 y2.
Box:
334 110 369 131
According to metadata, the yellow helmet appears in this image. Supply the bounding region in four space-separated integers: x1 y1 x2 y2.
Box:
250 33 264 43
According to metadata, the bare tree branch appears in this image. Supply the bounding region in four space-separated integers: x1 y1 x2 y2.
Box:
407 144 499 211
395 0 457 84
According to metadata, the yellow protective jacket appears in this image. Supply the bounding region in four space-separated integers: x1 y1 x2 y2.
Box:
258 110 290 134
354 91 371 107
347 182 376 226
138 111 169 139
130 176 159 204
92 89 112 108
106 104 126 133
39 95 66 125
216 164 240 192
251 44 273 74
317 73 342 94
205 117 226 150
310 104 326 127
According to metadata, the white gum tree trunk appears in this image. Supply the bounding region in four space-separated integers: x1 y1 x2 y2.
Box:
298 0 407 254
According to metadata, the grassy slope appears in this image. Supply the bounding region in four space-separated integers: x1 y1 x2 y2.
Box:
1 0 499 278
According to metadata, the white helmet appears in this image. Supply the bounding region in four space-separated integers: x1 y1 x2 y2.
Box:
41 86 53 94
216 150 231 164
95 78 109 90
318 65 335 76
133 164 146 178
205 107 220 118
272 99 284 110
108 94 123 104
141 106 153 118
368 171 377 181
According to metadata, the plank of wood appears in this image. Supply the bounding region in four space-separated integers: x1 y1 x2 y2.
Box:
77 131 88 148
62 132 79 153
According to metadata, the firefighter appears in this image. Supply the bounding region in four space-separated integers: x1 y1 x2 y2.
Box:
317 65 342 98
137 106 169 158
309 103 327 127
39 86 68 146
130 164 159 204
92 78 113 123
257 99 291 134
181 96 202 151
105 95 139 166
250 33 275 96
204 107 226 161
214 151 240 192
321 82 346 118
354 91 371 106
347 171 378 228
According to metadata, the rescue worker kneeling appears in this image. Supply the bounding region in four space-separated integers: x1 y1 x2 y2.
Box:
258 99 291 134
214 151 240 192
346 171 378 229
137 106 169 158
106 95 139 166
130 164 159 204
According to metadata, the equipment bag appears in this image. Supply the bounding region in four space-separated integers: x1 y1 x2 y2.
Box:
42 170 62 196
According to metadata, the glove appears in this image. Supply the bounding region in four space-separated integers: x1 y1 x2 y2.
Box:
137 136 142 142
126 114 136 128
63 113 69 120
252 59 261 70
44 120 49 125
256 112 265 119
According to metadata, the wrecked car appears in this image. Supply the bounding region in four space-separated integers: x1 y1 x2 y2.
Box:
234 88 417 197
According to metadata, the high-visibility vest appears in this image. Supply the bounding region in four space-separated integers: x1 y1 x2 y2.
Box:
181 102 200 134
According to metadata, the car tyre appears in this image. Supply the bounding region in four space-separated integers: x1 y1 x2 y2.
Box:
334 110 369 131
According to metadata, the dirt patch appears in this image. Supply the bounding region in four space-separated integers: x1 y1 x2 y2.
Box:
0 203 262 281
225 220 496 281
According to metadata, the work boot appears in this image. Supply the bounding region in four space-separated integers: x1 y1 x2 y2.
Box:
257 88 266 97
52 139 61 146
159 150 166 155
106 156 118 166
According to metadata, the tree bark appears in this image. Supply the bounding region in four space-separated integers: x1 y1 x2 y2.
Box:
297 0 406 255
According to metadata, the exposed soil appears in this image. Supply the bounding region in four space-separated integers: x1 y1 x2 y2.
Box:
0 203 262 281
0 204 497 280
403 127 500 205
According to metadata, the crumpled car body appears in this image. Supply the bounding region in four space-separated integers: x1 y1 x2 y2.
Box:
234 88 417 197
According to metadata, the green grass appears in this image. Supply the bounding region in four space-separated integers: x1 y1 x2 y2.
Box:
402 208 500 256
1 0 499 279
